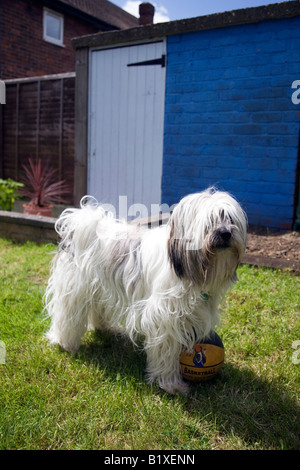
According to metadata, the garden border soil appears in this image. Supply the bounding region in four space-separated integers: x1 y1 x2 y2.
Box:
245 229 300 273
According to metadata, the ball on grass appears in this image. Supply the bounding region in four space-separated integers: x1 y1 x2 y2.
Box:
180 332 224 382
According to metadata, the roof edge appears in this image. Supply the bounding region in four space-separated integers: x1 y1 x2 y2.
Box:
72 1 300 49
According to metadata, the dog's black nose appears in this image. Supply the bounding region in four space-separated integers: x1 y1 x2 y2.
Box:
220 230 232 242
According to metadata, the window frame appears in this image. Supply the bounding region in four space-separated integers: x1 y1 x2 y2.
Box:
43 7 65 47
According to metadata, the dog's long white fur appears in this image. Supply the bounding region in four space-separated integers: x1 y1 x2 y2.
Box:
45 188 247 395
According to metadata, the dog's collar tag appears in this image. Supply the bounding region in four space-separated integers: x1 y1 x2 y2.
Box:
200 293 210 302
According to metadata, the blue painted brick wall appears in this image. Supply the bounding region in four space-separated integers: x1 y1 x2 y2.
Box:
162 17 300 229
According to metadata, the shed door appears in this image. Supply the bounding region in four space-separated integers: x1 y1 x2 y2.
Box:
88 41 166 218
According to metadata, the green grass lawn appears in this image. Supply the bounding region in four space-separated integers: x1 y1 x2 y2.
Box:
0 238 299 450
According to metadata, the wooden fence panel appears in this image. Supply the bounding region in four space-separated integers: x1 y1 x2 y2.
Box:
1 73 75 204
2 84 18 178
18 81 39 173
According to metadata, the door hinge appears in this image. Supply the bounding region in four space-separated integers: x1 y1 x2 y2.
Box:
127 54 166 68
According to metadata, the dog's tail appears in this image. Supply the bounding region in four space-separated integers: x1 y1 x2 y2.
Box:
54 196 108 254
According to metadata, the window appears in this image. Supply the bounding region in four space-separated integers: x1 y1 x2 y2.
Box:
43 8 64 46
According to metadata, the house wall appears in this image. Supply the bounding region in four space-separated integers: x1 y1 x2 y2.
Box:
0 0 99 79
162 17 300 229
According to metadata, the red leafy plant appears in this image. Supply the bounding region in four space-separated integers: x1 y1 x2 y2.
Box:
20 158 70 208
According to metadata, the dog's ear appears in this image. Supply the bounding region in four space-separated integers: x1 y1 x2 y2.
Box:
167 216 207 284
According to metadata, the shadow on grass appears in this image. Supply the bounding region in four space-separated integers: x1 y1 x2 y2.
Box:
76 330 300 450
187 365 300 450
77 330 147 383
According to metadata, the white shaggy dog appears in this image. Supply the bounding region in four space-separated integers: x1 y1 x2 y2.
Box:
45 188 247 395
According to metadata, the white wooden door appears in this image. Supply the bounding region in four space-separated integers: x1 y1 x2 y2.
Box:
88 41 166 219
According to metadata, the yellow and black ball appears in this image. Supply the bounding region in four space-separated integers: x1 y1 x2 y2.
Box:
180 332 224 382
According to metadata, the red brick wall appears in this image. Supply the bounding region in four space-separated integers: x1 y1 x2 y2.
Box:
1 0 100 79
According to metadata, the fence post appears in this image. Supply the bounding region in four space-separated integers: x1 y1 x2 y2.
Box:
74 48 89 206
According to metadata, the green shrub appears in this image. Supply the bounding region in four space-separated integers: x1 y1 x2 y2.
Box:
0 178 24 211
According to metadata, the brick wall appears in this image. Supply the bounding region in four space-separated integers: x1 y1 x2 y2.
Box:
162 17 300 229
0 0 99 79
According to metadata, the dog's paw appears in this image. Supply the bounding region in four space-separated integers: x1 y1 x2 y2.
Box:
159 380 190 396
